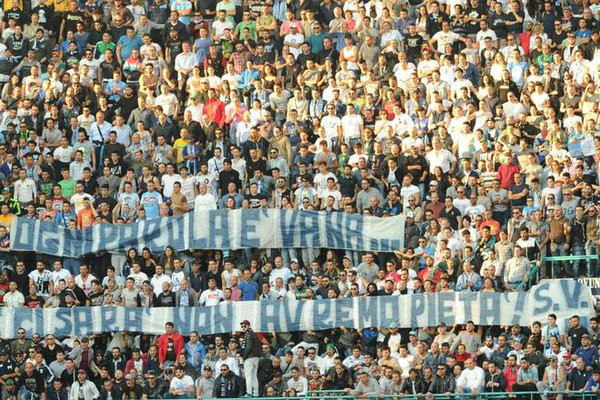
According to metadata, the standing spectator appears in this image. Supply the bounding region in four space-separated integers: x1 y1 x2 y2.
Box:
157 322 184 370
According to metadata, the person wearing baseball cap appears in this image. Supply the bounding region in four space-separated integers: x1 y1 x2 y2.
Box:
68 366 99 400
197 365 215 399
240 320 261 396
3 378 16 399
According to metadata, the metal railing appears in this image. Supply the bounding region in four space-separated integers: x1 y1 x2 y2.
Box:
514 254 600 291
183 389 599 399
543 254 599 278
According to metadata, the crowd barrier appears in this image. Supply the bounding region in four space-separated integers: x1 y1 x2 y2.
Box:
153 390 599 399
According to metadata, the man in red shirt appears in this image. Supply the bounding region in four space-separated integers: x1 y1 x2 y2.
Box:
157 322 184 369
203 89 225 127
497 154 520 190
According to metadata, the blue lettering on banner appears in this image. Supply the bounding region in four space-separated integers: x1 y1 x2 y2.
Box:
3 280 595 339
282 300 306 332
325 213 343 249
208 212 230 249
55 308 73 334
458 292 477 322
480 292 501 325
73 308 92 334
101 307 117 331
313 300 333 328
63 227 81 258
410 294 425 327
10 210 405 256
345 215 363 251
437 292 455 324
299 212 320 247
196 307 212 335
34 309 44 335
10 219 29 251
144 219 167 250
167 218 184 250
240 211 261 248
334 298 355 328
124 307 143 332
561 280 584 309
379 296 400 327
17 308 34 334
358 296 380 328
509 291 527 326
173 307 190 334
38 222 59 256
279 211 298 248
260 301 280 332
212 303 233 333
119 223 139 253
532 282 553 315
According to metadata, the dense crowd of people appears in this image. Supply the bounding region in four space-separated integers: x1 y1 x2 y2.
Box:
0 0 599 397
2 316 600 398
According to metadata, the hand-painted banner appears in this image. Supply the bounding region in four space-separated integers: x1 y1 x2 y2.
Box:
0 280 593 339
10 209 405 257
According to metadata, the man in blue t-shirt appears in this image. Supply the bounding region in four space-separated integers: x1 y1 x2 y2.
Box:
238 269 259 301
140 181 163 219
116 27 143 64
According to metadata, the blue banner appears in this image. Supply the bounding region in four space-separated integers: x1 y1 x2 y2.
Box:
10 209 405 257
1 280 593 339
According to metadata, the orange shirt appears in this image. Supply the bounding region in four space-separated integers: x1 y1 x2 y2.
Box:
77 208 95 229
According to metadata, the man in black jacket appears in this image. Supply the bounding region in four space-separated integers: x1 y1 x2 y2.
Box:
212 364 245 398
427 364 455 399
15 363 45 400
484 362 507 393
240 320 261 397
45 380 68 400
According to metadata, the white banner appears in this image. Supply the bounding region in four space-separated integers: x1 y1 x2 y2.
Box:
10 209 405 257
0 280 593 339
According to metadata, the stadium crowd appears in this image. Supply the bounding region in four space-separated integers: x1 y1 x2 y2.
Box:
0 0 599 397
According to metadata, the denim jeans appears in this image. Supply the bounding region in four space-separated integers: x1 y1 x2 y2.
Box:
549 242 568 278
301 248 319 266
572 244 585 279
586 240 598 277
492 210 509 227
18 388 37 400
280 248 296 269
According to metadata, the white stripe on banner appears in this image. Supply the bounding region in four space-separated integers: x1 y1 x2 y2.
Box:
0 280 593 339
10 209 405 258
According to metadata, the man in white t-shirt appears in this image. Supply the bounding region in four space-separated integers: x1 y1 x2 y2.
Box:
319 177 342 209
400 175 420 209
284 25 304 59
313 162 337 197
51 260 72 286
199 278 224 306
29 261 54 299
168 367 195 398
155 84 179 118
321 105 342 140
475 20 497 50
161 163 182 199
430 21 461 53
194 183 217 210
341 106 363 142
70 182 94 214
150 265 172 296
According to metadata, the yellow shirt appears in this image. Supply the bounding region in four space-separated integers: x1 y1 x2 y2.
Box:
51 0 70 13
0 213 14 230
3 0 22 12
172 138 189 164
